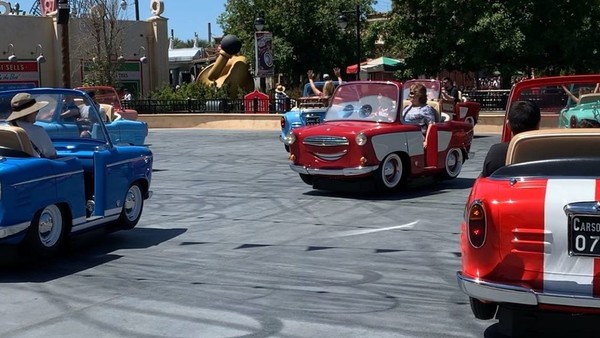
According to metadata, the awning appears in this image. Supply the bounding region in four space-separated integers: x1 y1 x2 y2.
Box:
360 57 404 73
346 59 372 74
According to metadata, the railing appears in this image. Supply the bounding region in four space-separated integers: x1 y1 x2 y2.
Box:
122 98 292 114
123 90 566 114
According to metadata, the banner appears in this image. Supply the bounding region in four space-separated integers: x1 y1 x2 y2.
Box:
254 31 274 78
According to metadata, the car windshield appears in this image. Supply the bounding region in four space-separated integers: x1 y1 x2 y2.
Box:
324 83 399 122
403 80 441 101
0 90 110 143
515 82 598 112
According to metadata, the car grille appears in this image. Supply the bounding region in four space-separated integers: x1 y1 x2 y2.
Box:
303 136 349 146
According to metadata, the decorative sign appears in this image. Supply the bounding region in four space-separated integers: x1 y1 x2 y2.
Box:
150 0 164 16
40 0 57 16
80 60 142 92
254 31 274 78
0 61 40 90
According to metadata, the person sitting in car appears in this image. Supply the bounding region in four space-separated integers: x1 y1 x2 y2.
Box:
402 83 437 148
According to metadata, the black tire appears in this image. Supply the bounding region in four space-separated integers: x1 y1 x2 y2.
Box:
442 148 464 179
299 173 313 185
22 204 65 257
470 297 498 320
117 183 144 230
374 153 405 192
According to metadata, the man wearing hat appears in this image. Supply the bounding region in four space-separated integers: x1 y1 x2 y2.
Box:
274 84 288 112
7 92 57 158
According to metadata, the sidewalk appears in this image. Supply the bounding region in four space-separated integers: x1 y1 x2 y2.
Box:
138 112 558 134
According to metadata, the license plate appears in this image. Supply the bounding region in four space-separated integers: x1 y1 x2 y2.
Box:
306 116 320 125
569 214 600 256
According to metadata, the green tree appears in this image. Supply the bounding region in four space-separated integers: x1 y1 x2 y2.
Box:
217 0 377 88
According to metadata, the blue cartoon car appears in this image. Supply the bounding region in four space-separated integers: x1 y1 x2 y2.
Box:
6 88 148 145
279 81 340 152
0 88 153 257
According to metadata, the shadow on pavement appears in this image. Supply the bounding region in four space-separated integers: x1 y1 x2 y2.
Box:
0 227 186 282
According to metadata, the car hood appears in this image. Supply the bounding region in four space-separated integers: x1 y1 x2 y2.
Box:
296 121 393 138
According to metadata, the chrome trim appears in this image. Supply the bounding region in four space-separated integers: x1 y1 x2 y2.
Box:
303 136 349 147
290 164 378 176
107 156 151 168
313 150 347 161
71 214 120 232
0 221 29 239
564 201 600 216
457 271 600 308
13 169 84 186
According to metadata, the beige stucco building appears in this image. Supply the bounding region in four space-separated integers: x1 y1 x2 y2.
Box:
0 1 169 97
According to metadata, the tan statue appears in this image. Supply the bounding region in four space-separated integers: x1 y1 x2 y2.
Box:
196 35 254 98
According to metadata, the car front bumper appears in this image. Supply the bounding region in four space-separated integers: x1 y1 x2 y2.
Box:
290 164 378 176
457 271 600 309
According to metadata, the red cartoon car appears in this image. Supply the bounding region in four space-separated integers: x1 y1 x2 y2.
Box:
75 86 138 121
458 74 600 322
402 79 480 126
284 81 474 192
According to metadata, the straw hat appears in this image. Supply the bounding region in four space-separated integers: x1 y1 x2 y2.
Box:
7 93 49 122
275 85 286 93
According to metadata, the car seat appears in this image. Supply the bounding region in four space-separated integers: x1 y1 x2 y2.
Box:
0 125 36 156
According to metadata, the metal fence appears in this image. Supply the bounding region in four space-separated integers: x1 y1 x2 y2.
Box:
124 90 521 114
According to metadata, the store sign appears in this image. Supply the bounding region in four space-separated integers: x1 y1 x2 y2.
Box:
0 61 39 90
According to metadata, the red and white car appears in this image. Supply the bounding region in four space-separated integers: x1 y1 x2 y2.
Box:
75 86 138 121
402 79 480 126
284 81 474 192
458 74 600 321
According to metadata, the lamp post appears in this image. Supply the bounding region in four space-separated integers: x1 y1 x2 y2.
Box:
254 10 266 92
120 0 140 21
58 0 71 88
137 46 147 97
4 44 17 62
32 44 46 87
337 5 361 79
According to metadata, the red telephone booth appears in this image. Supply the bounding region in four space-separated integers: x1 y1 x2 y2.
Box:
244 90 270 114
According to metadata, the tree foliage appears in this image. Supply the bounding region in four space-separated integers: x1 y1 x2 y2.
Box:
74 0 127 86
216 0 600 89
217 0 377 88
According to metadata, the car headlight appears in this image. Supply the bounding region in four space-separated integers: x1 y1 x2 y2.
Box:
284 132 296 145
355 132 367 146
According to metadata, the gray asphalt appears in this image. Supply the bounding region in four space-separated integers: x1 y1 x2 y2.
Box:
0 130 523 337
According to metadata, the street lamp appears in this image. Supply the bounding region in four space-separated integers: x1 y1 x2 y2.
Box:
120 0 140 21
137 46 148 97
337 5 361 79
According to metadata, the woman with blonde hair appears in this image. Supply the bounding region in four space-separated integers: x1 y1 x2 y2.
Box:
307 67 343 100
402 83 438 148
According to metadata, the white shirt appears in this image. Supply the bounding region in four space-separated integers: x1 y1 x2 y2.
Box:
123 93 132 100
15 120 57 158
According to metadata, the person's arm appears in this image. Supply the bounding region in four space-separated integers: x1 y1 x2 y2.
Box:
595 83 600 93
307 70 322 96
333 67 342 85
423 107 436 148
562 84 579 103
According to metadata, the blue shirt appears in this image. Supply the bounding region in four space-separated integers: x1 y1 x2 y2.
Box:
402 105 436 125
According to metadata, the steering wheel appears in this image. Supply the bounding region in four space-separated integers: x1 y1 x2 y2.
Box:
359 104 373 118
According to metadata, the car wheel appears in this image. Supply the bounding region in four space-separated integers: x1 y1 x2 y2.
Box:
374 153 405 191
470 297 498 320
465 116 475 126
299 173 313 185
22 204 65 256
118 183 144 230
443 148 463 179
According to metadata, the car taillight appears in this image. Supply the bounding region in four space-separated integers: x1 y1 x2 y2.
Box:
467 201 486 248
570 115 578 128
280 117 286 129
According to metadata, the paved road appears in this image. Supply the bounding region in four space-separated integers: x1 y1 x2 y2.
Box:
0 130 525 337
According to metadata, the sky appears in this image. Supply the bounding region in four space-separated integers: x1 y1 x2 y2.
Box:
16 0 391 42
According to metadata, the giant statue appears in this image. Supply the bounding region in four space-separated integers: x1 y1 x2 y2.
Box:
196 34 254 98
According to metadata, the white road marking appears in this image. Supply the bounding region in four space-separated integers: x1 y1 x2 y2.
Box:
333 220 418 237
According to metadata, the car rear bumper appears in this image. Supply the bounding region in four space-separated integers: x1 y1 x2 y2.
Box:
457 271 600 309
290 164 378 176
